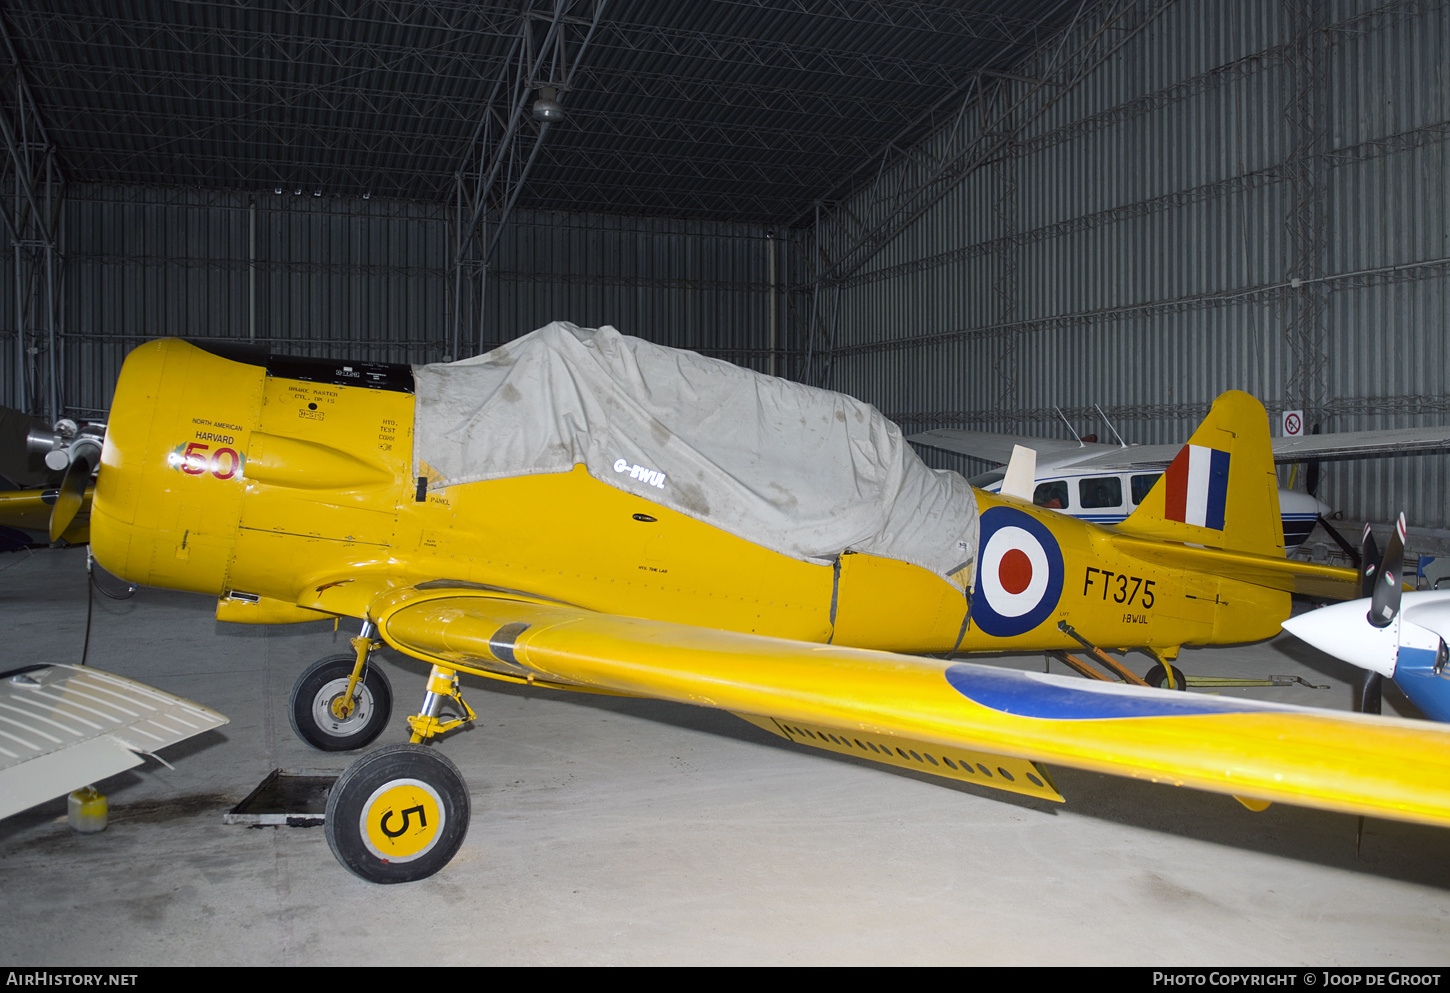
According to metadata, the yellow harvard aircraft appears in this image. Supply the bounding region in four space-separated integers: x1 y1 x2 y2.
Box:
70 326 1450 885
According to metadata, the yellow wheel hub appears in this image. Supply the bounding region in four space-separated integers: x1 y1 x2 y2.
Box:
360 779 445 863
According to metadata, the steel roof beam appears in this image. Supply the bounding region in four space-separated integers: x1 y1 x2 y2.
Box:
0 1 1093 225
450 0 609 358
809 0 1166 285
0 9 65 420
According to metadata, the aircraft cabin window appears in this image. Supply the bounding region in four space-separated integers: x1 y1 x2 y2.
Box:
1130 473 1162 505
1033 480 1069 509
969 469 1007 489
1079 476 1123 509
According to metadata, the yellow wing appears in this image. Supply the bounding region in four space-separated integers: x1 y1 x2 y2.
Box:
369 584 1450 829
0 486 90 544
0 487 55 531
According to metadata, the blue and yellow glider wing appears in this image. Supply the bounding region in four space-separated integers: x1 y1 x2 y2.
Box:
370 584 1450 829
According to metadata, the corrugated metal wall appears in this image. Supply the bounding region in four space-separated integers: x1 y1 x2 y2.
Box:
12 187 782 415
56 186 450 415
5 0 1446 530
483 211 783 371
809 0 1450 529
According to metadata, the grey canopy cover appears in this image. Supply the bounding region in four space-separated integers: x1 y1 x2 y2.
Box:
413 322 979 585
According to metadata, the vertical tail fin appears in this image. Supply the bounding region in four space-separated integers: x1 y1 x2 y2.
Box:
1118 391 1284 555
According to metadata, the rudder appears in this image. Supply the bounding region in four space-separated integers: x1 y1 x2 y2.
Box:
1118 391 1283 556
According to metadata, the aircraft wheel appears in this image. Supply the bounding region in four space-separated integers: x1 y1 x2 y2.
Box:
325 744 470 884
1144 663 1189 691
289 653 393 751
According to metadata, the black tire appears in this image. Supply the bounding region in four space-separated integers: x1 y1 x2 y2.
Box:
325 744 470 884
1144 663 1189 691
289 653 393 751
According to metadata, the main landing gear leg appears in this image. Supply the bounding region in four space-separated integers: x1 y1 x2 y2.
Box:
408 665 478 744
1143 646 1188 692
325 661 478 884
289 620 393 750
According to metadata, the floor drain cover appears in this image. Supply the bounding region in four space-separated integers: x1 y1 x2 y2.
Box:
224 768 337 827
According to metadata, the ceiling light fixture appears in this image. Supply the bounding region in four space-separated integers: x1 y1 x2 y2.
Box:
532 86 565 123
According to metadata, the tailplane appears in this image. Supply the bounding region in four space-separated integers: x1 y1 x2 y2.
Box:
1118 391 1283 556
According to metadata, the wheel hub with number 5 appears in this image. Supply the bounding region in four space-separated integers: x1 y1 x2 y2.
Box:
361 778 446 863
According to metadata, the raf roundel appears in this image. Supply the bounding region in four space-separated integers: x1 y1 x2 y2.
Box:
972 506 1065 638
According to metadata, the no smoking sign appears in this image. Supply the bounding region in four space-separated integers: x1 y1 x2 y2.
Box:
1282 409 1304 437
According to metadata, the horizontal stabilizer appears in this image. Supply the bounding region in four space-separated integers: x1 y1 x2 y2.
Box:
1114 534 1359 601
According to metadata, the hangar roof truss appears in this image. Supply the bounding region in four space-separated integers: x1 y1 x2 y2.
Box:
1 0 1084 223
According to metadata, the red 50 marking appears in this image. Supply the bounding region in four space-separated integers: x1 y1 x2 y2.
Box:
178 442 243 480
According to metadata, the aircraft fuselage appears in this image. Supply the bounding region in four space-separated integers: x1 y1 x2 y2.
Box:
90 340 1286 668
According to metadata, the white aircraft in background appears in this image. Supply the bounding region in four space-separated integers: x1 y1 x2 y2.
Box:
908 420 1450 552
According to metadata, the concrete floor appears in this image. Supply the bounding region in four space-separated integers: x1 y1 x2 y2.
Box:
3 545 1450 966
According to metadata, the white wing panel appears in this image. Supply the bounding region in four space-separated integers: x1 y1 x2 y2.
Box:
0 664 228 820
